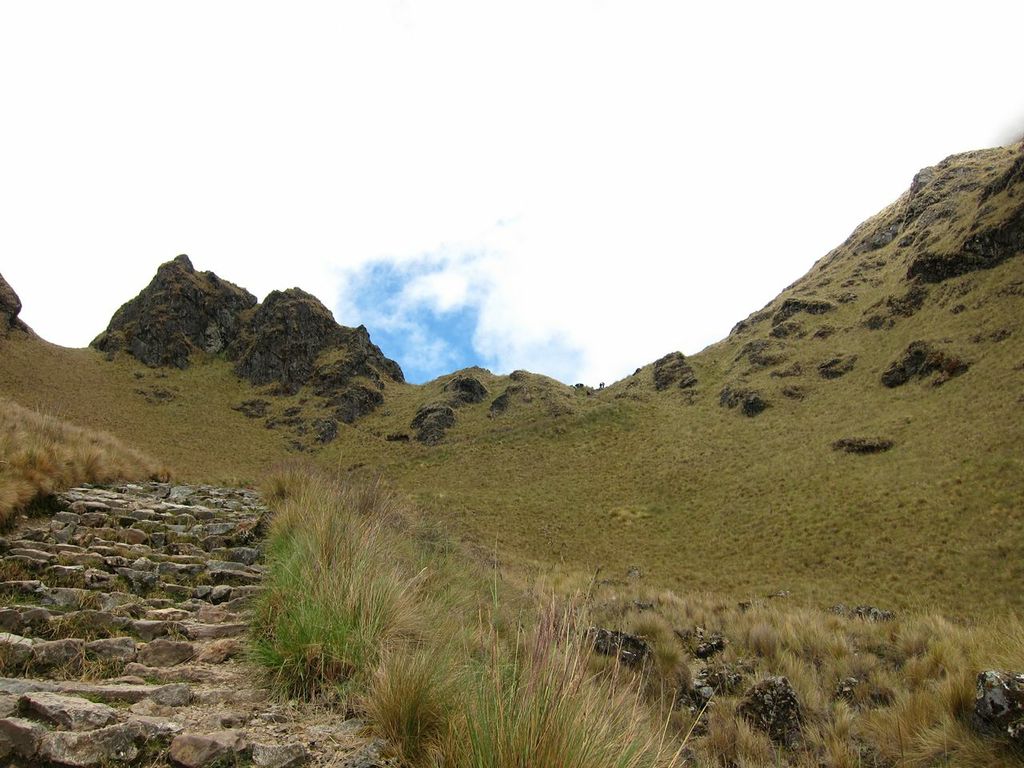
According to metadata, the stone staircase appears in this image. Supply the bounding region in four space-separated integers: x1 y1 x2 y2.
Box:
0 483 389 767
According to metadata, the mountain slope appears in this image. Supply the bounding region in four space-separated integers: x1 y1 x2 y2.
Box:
1 143 1022 616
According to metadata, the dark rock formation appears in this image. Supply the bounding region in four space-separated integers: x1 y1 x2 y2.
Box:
92 256 257 368
772 298 834 326
818 355 857 380
736 340 786 369
908 203 1024 283
312 419 338 444
411 404 456 445
589 628 651 668
326 384 384 425
0 272 28 334
231 289 353 393
738 676 802 745
443 374 488 406
974 670 1024 746
232 400 269 419
881 341 969 387
652 352 697 390
720 386 768 417
832 437 895 454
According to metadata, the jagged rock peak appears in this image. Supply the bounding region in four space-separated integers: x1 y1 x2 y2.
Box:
230 287 404 394
0 271 29 334
91 256 404 396
91 255 257 368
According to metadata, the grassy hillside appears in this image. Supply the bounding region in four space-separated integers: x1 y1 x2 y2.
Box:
0 396 166 526
1 143 1022 618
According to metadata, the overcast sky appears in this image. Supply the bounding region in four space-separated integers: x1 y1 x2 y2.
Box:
2 2 1022 384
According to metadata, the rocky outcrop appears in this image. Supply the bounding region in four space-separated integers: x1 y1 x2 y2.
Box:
772 298 833 326
92 255 257 368
443 374 489 406
818 355 857 380
652 352 697 390
908 202 1024 284
974 670 1024 747
589 628 652 668
0 272 28 334
230 289 402 394
832 437 895 454
738 676 802 745
411 404 456 444
719 386 768 417
881 341 969 387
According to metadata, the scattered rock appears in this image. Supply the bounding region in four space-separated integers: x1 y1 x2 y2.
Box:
832 438 895 454
170 729 249 768
252 742 309 767
590 628 652 668
652 352 698 390
829 604 895 621
693 632 727 660
881 341 970 387
736 340 786 369
411 403 456 444
738 676 803 745
719 386 768 417
974 670 1024 746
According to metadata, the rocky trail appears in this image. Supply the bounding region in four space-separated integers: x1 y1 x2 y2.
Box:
0 483 390 767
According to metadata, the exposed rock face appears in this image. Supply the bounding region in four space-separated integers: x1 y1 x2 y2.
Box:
772 298 834 326
411 404 456 444
974 670 1024 746
818 355 857 380
881 341 969 387
92 255 257 368
738 676 802 745
0 272 28 334
652 352 697 390
908 203 1024 283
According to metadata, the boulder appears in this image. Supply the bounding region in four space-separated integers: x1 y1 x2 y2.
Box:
881 341 969 387
974 670 1024 746
91 255 257 368
252 742 308 767
0 272 28 334
652 352 697 391
411 403 456 444
137 639 194 667
738 676 802 745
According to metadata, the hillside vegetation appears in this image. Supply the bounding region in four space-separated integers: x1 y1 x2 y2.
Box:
0 397 166 526
255 468 1024 767
0 144 1022 619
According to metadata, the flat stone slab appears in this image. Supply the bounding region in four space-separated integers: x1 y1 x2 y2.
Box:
20 691 119 731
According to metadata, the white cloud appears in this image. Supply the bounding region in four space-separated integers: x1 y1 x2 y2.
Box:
1 2 1023 382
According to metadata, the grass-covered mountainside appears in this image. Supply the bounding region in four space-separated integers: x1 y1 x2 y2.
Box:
1 143 1023 619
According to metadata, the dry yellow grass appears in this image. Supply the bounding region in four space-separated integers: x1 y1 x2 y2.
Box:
0 396 166 526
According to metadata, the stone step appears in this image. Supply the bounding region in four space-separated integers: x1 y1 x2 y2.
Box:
0 677 190 706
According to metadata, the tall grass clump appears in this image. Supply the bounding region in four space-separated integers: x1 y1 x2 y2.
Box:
0 397 166 527
252 470 429 700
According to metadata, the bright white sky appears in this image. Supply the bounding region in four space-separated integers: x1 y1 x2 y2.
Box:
2 2 1022 384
